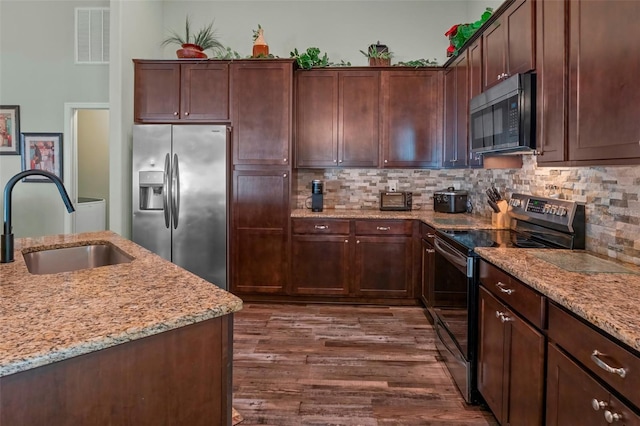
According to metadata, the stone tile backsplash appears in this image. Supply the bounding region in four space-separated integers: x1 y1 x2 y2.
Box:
294 155 640 265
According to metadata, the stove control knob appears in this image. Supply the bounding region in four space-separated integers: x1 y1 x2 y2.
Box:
557 206 567 216
543 204 551 214
550 205 558 215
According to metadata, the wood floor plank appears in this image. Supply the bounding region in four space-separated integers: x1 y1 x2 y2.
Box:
233 303 498 425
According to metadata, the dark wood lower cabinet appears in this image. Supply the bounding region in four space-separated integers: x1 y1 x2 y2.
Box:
290 218 415 301
0 316 233 426
477 286 544 426
546 343 640 426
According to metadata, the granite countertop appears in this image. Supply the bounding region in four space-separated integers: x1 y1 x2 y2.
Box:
0 231 243 377
291 208 503 230
475 247 640 353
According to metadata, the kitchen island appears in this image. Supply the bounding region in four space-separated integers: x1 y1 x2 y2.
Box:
0 231 242 426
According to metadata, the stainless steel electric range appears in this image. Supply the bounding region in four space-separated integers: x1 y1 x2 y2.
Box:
428 193 586 404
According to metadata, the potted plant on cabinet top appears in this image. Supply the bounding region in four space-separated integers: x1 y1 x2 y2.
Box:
161 16 224 59
360 42 393 66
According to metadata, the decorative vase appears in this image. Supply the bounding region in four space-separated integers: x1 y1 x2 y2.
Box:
177 43 208 59
369 57 391 66
252 28 269 58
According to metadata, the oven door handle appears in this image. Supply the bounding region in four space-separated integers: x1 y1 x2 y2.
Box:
434 320 467 365
434 237 472 277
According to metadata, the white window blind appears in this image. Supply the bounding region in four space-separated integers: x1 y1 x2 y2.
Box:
75 7 110 64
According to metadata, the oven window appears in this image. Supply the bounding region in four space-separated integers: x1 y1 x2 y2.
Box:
432 250 469 355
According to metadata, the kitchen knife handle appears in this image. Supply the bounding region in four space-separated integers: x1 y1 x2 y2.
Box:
163 153 171 229
171 153 180 229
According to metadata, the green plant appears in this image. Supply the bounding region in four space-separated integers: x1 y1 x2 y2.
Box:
252 24 262 42
448 8 493 56
360 44 393 60
395 58 439 68
161 16 224 54
211 46 244 60
290 47 330 69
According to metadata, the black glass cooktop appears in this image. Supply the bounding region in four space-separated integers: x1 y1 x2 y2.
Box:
437 229 555 253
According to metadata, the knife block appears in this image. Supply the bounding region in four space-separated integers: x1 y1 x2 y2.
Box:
491 200 511 229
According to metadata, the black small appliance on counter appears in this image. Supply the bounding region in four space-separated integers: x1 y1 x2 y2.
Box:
434 187 468 213
311 180 323 212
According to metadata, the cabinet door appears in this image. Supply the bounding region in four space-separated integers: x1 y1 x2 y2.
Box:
477 286 507 422
291 235 350 296
381 70 442 168
546 343 612 426
353 235 412 298
295 71 339 167
134 62 181 122
420 239 435 307
231 169 289 294
231 61 292 165
443 52 469 168
338 71 380 167
568 0 640 162
482 17 507 90
468 38 484 167
180 63 229 121
506 0 535 76
536 0 568 164
504 304 545 426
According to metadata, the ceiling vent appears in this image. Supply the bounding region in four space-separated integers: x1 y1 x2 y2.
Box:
75 7 110 64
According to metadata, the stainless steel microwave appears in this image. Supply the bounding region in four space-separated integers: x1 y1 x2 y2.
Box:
470 73 535 155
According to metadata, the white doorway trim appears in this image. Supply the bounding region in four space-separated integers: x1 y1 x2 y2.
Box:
63 102 109 234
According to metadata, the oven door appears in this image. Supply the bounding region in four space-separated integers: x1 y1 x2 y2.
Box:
430 236 478 403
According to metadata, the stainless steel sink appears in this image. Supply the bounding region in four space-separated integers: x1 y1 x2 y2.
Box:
23 243 133 274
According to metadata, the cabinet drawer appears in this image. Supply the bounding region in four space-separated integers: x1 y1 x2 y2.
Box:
479 260 546 329
292 219 350 235
355 220 412 236
548 303 640 409
420 222 436 243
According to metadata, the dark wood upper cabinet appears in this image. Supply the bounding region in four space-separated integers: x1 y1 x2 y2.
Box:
443 52 470 168
567 0 640 163
535 0 567 164
380 69 442 168
231 60 293 165
133 60 229 123
482 0 534 90
296 69 379 168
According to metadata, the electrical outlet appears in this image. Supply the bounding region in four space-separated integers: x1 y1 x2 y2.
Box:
388 180 398 192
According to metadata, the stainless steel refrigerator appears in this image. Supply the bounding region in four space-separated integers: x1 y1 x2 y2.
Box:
132 124 228 289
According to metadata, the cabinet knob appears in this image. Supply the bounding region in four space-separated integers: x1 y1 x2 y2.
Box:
283 158 288 163
592 399 608 411
604 410 622 423
356 240 360 244
173 112 179 116
339 160 343 163
184 112 189 116
283 173 287 178
345 239 349 243
384 159 388 163
334 159 337 163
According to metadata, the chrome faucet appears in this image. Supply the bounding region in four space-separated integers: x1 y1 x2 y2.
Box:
1 170 75 263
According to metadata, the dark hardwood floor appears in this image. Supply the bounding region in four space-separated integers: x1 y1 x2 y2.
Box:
232 303 498 425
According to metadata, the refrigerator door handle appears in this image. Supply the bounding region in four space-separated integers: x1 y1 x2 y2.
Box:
171 153 180 229
162 153 171 229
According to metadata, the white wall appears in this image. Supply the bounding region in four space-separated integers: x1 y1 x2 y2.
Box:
78 109 110 215
0 0 109 237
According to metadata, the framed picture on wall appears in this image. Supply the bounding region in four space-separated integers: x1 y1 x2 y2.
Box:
0 105 21 155
21 133 63 182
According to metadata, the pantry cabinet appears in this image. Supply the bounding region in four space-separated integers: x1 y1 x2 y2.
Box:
133 60 230 123
295 69 379 168
482 0 535 90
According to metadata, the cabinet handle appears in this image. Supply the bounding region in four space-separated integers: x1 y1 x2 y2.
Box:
339 160 343 163
184 111 189 116
495 311 514 323
604 410 622 423
334 159 338 163
376 226 390 231
425 248 435 253
173 112 179 116
426 233 436 238
592 399 608 411
496 282 515 295
591 350 627 378
314 225 329 230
